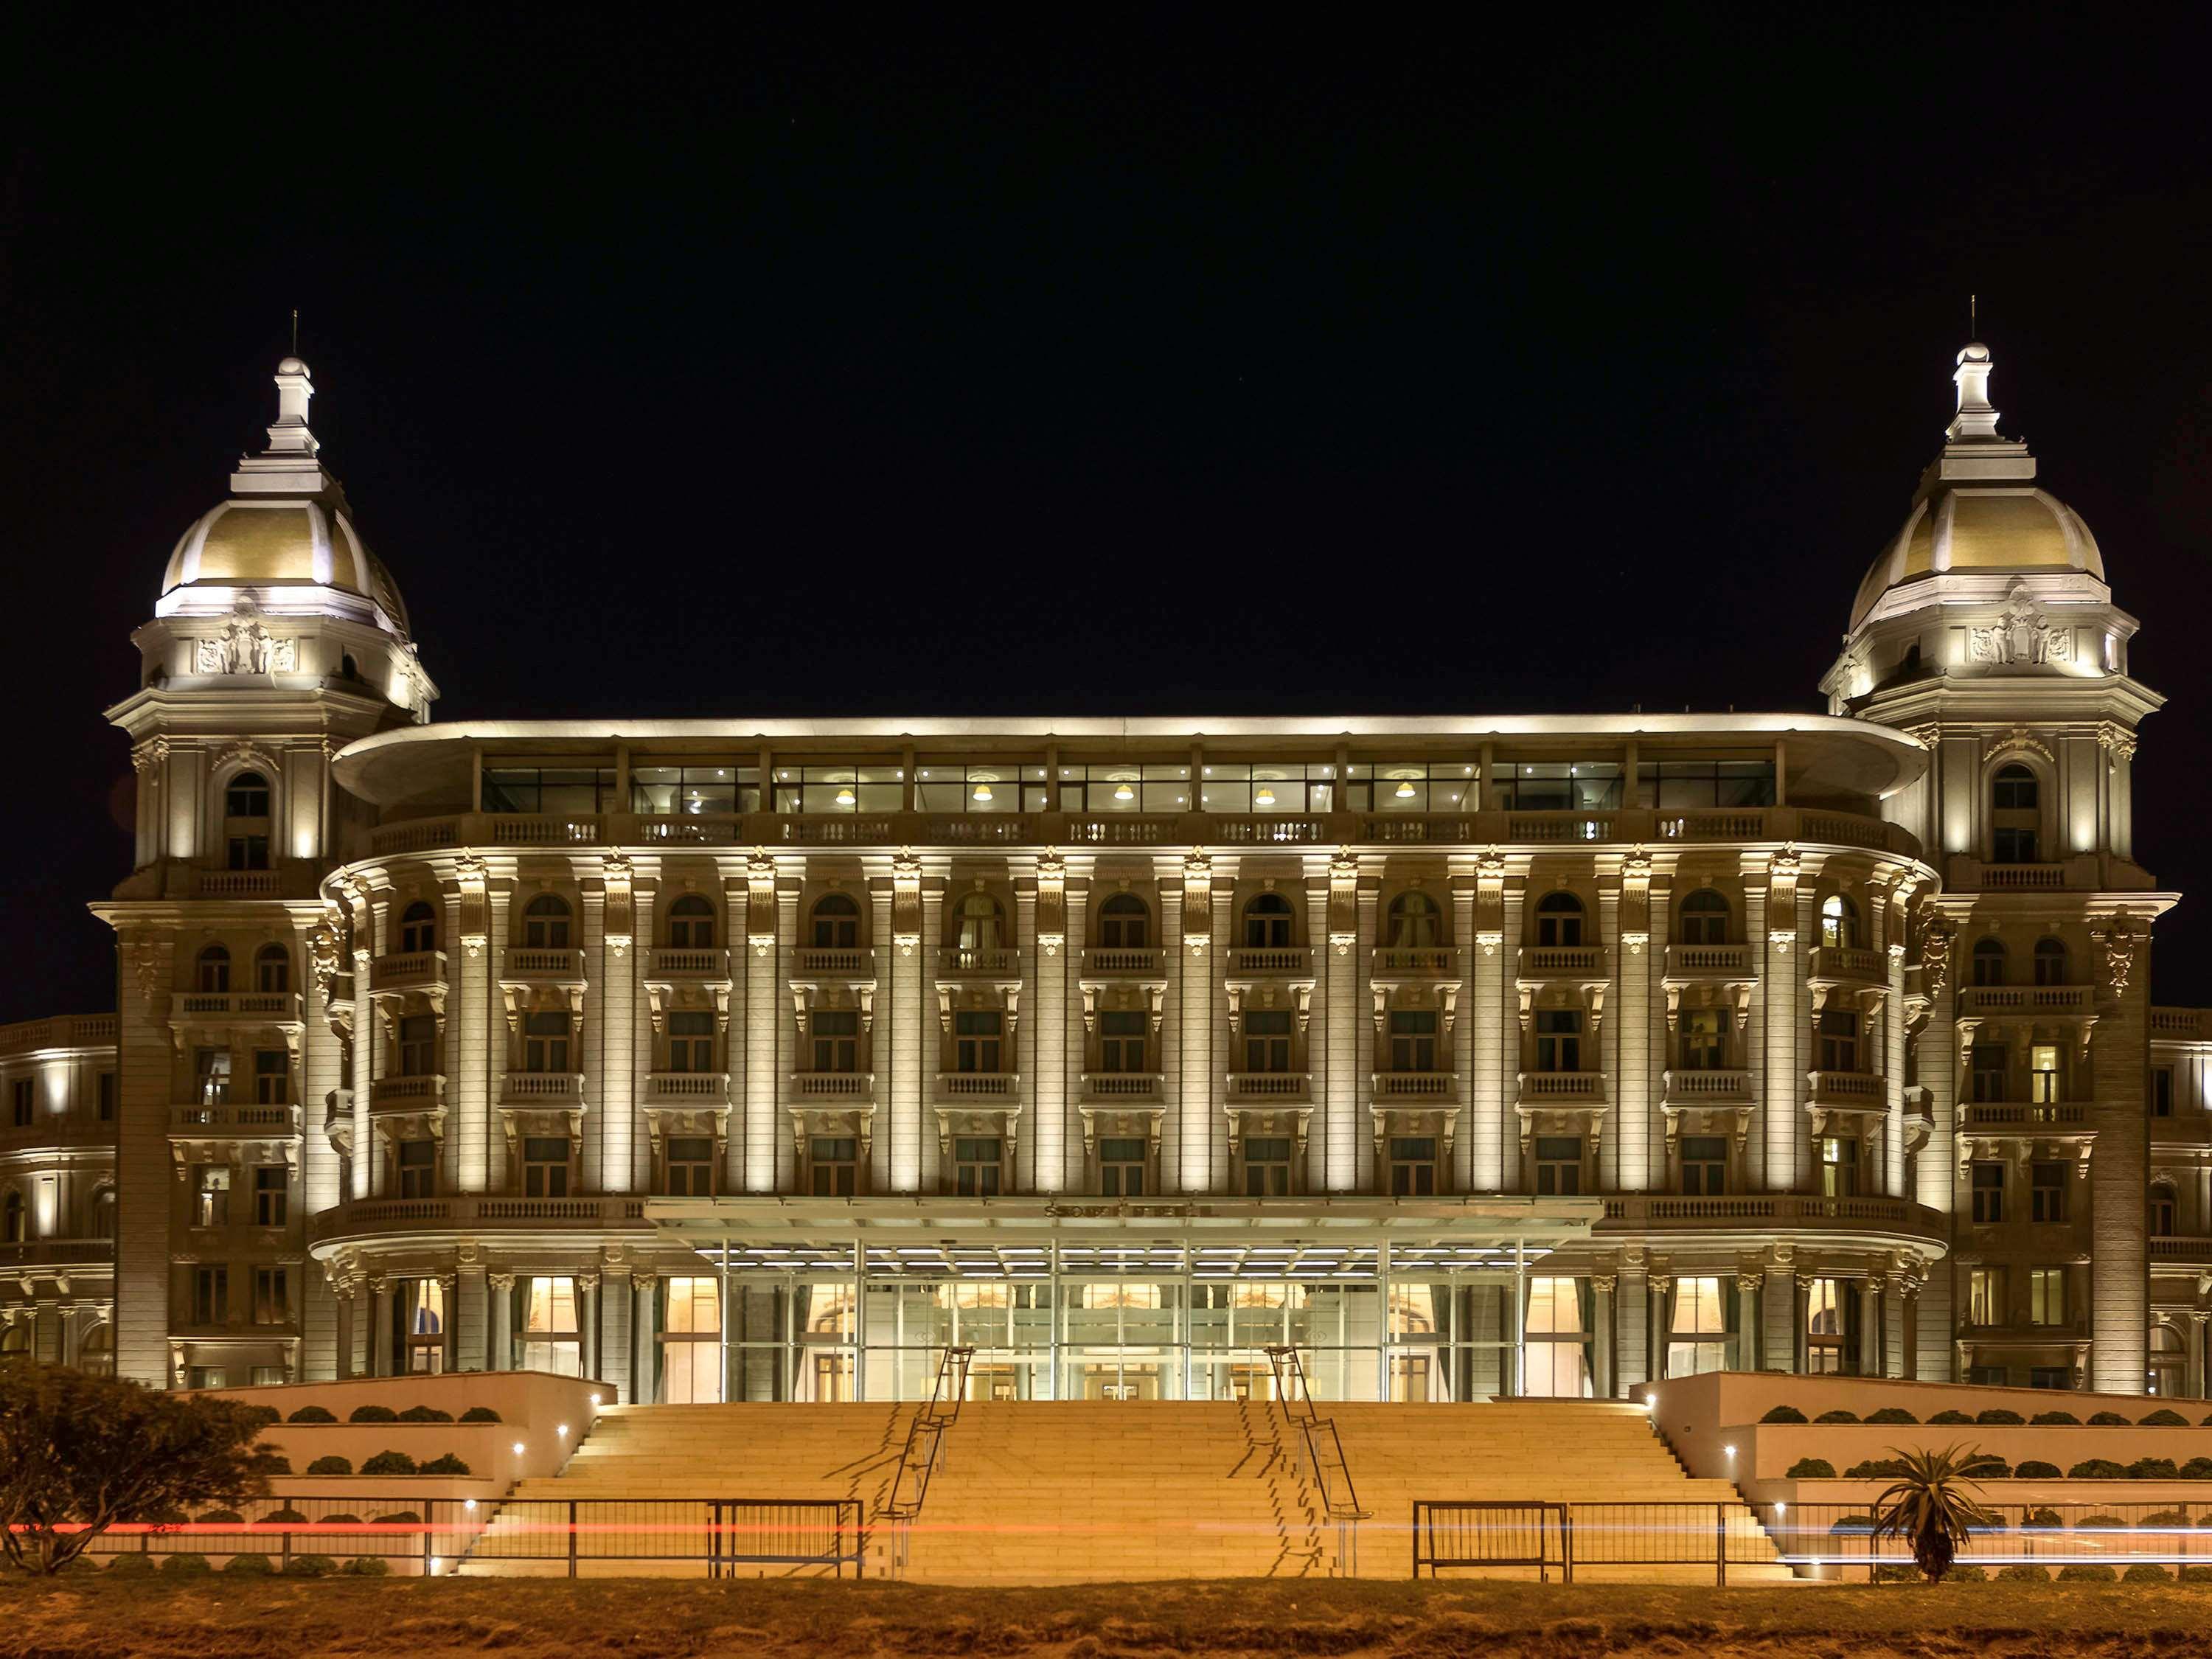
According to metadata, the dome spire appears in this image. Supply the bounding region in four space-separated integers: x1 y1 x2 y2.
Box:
232 352 338 498
265 355 319 458
1947 338 2002 442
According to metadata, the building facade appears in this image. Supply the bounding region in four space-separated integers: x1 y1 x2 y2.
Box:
22 341 2205 1401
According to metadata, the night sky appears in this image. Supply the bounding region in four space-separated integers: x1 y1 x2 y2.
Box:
7 10 2210 1024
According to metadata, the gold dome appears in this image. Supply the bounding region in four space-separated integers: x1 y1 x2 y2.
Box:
1849 486 2104 627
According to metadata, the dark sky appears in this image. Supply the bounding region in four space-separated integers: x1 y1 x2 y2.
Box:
6 8 2211 1024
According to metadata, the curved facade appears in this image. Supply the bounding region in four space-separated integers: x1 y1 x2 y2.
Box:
66 343 2208 1402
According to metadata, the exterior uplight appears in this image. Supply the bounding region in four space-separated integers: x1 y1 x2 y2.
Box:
557 1423 570 1438
464 1498 478 1512
512 1441 526 1455
1644 1393 1657 1410
588 1394 602 1408
1724 1444 1736 1459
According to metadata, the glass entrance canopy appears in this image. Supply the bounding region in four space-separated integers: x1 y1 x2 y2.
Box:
644 1194 1599 1405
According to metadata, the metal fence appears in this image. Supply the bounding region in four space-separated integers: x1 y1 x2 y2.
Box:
80 1494 486 1574
1774 1500 2212 1579
467 1498 867 1578
1413 1500 1774 1583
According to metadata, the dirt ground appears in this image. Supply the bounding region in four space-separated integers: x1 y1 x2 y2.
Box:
6 1574 2212 1658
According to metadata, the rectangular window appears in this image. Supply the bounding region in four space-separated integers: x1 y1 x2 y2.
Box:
1971 1161 2006 1224
1666 1274 1732 1377
191 1265 228 1325
1099 1136 1145 1197
1680 1135 1728 1196
1388 1136 1437 1196
1804 1277 1849 1374
2031 1161 2067 1223
769 762 903 815
1970 1044 2008 1104
666 1135 716 1197
914 760 1049 814
953 1135 1002 1197
1099 1009 1148 1073
1818 1135 1859 1198
660 1276 723 1403
1054 759 1192 815
1484 760 1620 812
9 1079 29 1127
482 762 619 815
517 1276 582 1376
523 1012 571 1073
1192 761 1337 815
804 1009 857 1074
397 1137 437 1199
2030 1267 2067 1326
1534 1009 1582 1072
523 1135 571 1197
398 1014 437 1077
253 1165 287 1228
193 1164 229 1226
1388 1009 1439 1072
97 1071 116 1122
668 1010 717 1074
2031 1044 2061 1105
227 834 269 871
629 762 762 816
1347 759 1479 813
809 1136 858 1197
253 1048 289 1105
954 1011 1002 1073
1534 1135 1582 1196
1243 1009 1293 1073
1969 1265 2004 1326
1242 1135 1293 1197
2153 1068 2175 1118
1678 1008 1727 1071
194 1048 232 1105
253 1265 288 1325
2028 1366 2071 1390
1817 1010 1860 1073
1638 758 1776 810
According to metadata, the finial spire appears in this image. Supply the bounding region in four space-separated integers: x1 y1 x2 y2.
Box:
291 307 299 357
1946 335 2000 442
264 355 319 457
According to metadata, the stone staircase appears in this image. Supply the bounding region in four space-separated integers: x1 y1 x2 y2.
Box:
460 1398 1787 1582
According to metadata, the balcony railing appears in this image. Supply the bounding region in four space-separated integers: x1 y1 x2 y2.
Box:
2150 1236 2212 1264
1371 947 1456 977
1806 1070 1885 1106
500 1071 585 1103
786 1072 872 1101
369 950 446 994
0 1014 116 1057
1601 1192 1945 1241
1223 947 1314 978
1519 945 1604 977
1663 943 1753 978
169 992 302 1023
2152 1008 2210 1039
1371 1072 1458 1101
168 1102 301 1134
1081 1072 1164 1101
1227 1071 1312 1102
1808 945 1887 984
0 1238 114 1270
369 1075 445 1109
192 868 283 899
791 947 872 977
934 1071 1020 1100
646 947 731 980
1078 947 1166 978
648 1071 733 1102
1960 1101 2090 1130
312 1193 650 1242
1517 1071 1604 1102
1958 984 2095 1016
1661 1068 1752 1102
938 947 1022 976
503 948 585 981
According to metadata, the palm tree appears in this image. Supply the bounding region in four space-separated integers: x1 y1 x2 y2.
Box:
1870 1444 2000 1583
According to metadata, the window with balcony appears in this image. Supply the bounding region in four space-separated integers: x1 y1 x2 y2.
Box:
253 1265 288 1326
1391 1009 1440 1071
1385 891 1441 947
2033 936 2068 985
1244 1009 1293 1072
1096 892 1149 948
1387 1136 1438 1196
632 762 761 816
523 1012 571 1072
1972 938 2006 987
954 1011 1003 1073
771 763 902 814
522 1135 571 1198
956 1136 1004 1197
1242 892 1295 947
1534 891 1585 947
1969 1043 2008 1103
226 771 271 818
1804 1277 1851 1373
1638 758 1775 810
397 1013 437 1077
669 1010 717 1073
1971 1161 2006 1223
1819 893 1860 950
522 894 572 949
197 945 231 994
954 893 1005 955
2031 1044 2062 1104
251 943 290 993
666 1135 716 1196
1099 1009 1147 1073
1991 763 2041 863
1534 1009 1581 1072
396 1138 436 1198
516 1276 582 1375
1818 1135 1859 1198
253 1048 288 1104
915 761 1047 813
1198 762 1336 813
224 771 271 870
1242 1136 1293 1196
1534 1135 1582 1195
484 763 618 814
254 1165 287 1227
1677 1007 1727 1070
193 1164 229 1226
810 893 860 948
1099 1137 1145 1197
2030 1161 2067 1223
1816 1010 1860 1072
399 901 437 953
403 1278 444 1372
809 1136 857 1197
1488 760 1618 812
194 1047 232 1104
667 894 716 947
2030 1267 2067 1326
1680 1135 1728 1196
191 1265 227 1326
1352 759 1477 812
807 1009 858 1073
1057 761 1189 813
2150 1183 2177 1237
9 1079 28 1127
1678 888 1730 944
1968 1265 2004 1326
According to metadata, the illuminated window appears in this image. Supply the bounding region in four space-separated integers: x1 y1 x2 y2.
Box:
1196 761 1336 814
1818 1136 1858 1198
630 762 759 816
2031 1045 2062 1105
2030 1267 2067 1327
518 1276 581 1376
1677 1007 1727 1070
660 1276 722 1402
1523 1276 1593 1397
1820 893 1860 950
193 1165 229 1226
771 763 902 815
914 761 1047 813
403 1277 443 1372
1666 1276 1730 1377
1057 760 1190 814
1804 1278 1848 1373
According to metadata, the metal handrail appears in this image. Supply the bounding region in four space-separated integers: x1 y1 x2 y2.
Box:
878 1344 973 1573
1262 1344 1369 1573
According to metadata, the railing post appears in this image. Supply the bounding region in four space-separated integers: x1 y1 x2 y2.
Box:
282 1526 292 1573
568 1500 578 1579
422 1507 432 1576
1561 1503 1574 1585
1716 1503 1727 1587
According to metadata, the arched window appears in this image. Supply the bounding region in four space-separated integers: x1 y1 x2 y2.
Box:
1679 888 1730 946
77 1323 113 1378
196 945 232 993
2 1192 22 1245
223 771 271 872
225 771 271 818
400 900 438 954
0 1325 26 1356
2034 936 2069 987
1097 893 1149 949
1991 763 2041 863
1971 937 2007 987
2149 1319 2188 1397
2151 1183 2178 1237
91 1188 116 1239
522 894 572 949
1819 894 1860 951
1243 892 1295 950
667 894 716 949
1386 891 1440 948
254 943 291 994
810 893 860 949
339 654 360 681
956 892 1004 953
1534 891 1584 948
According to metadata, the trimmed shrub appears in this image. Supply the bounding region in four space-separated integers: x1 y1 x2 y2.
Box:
2076 1514 2126 1529
345 1557 391 1576
397 1405 454 1423
372 1511 422 1526
320 1514 361 1527
348 1404 398 1424
305 1455 352 1476
161 1553 211 1574
1814 1409 1860 1425
2129 1457 2182 1481
2023 1507 2064 1530
1760 1405 1809 1424
2123 1563 2169 1584
1998 1563 2048 1582
360 1450 417 1475
2183 1458 2212 1481
2089 1411 2131 1426
1829 1514 1875 1534
261 1455 293 1475
1961 1455 2013 1479
1976 1408 2025 1425
1930 1409 1974 1425
2199 1514 2212 1528
1844 1458 1910 1480
418 1453 472 1475
2181 1565 2212 1584
195 1509 243 1525
238 1405 282 1428
1941 1562 1988 1582
2138 1510 2190 1528
1865 1407 1919 1425
1784 1457 1836 1480
2140 1408 2190 1427
2015 1460 2063 1481
223 1553 275 1575
1871 1563 1918 1583
106 1554 157 1576
254 1508 307 1526
2059 1564 2118 1582
2031 1411 2081 1426
134 1505 189 1527
459 1406 502 1423
285 1554 338 1577
288 1405 338 1424
2068 1458 2128 1480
